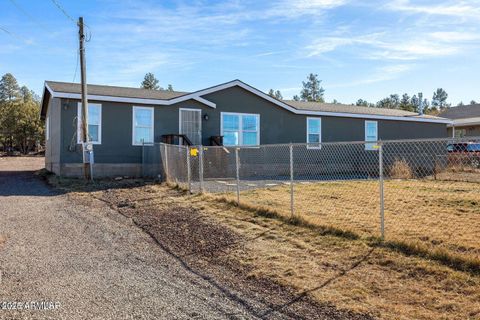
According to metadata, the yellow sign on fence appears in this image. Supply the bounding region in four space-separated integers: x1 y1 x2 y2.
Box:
190 147 198 157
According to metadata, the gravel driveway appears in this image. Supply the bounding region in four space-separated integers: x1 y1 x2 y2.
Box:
0 157 260 319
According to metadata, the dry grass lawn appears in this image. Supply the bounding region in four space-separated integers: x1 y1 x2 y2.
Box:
158 185 480 320
49 176 480 319
228 178 480 266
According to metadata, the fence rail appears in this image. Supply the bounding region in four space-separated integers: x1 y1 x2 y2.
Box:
144 137 480 262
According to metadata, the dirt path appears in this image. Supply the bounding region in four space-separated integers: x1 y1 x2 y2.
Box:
0 157 263 319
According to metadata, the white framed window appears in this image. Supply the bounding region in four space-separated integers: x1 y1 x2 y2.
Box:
77 103 102 144
306 117 321 149
221 112 260 146
132 106 154 145
45 115 50 141
365 120 378 150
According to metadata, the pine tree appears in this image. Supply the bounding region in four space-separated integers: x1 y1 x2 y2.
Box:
268 89 283 100
167 84 174 92
399 93 414 112
300 73 325 102
0 73 20 101
0 74 42 154
356 99 369 107
432 88 449 109
274 90 283 100
141 73 160 90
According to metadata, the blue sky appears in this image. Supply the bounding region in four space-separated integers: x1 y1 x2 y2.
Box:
1 0 479 105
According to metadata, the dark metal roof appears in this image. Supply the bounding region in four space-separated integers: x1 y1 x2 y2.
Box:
283 100 445 119
45 81 187 100
41 80 448 122
439 104 480 119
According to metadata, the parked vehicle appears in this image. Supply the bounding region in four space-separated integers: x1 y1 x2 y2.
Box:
447 142 480 168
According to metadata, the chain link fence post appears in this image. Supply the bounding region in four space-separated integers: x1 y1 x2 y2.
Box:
186 146 191 193
379 141 385 240
289 143 294 217
235 147 240 204
164 144 169 183
199 146 204 193
141 140 145 178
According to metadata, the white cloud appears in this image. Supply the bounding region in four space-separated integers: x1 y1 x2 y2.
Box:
266 0 347 18
306 29 479 60
329 64 414 88
386 0 480 17
429 31 480 42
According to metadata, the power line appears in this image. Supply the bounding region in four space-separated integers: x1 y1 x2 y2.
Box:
50 0 76 24
73 49 79 83
49 0 92 41
0 25 14 36
8 0 50 32
0 24 26 41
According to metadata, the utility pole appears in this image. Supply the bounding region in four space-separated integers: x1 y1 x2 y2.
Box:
78 17 91 180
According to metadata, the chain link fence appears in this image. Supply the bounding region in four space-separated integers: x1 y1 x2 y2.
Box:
144 137 480 263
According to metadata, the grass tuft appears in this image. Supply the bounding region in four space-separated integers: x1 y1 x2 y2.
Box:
203 191 480 275
207 194 360 240
376 239 480 275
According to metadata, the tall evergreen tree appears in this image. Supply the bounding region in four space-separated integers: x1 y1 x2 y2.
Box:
399 93 415 112
268 89 283 100
141 73 160 90
356 99 370 107
432 88 449 109
0 73 20 101
300 73 325 102
0 73 43 154
166 84 174 92
377 94 400 109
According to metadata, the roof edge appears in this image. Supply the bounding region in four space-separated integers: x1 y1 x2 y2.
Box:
41 79 452 124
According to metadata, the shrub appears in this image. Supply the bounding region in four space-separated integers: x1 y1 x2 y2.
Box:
389 158 413 179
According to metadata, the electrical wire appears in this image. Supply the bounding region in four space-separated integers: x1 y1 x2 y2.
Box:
0 24 26 41
8 0 50 32
50 0 76 24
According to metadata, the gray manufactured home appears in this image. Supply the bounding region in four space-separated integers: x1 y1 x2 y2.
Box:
40 79 450 177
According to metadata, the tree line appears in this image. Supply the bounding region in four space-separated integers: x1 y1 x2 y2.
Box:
0 73 43 154
267 73 474 115
141 71 476 115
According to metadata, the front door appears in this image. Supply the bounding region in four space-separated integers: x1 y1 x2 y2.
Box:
179 108 202 145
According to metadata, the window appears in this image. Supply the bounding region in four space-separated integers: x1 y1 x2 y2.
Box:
132 106 154 145
77 103 102 144
221 112 259 146
306 117 321 148
454 128 466 138
365 120 378 150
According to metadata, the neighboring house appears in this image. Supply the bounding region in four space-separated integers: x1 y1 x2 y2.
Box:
439 104 480 138
40 79 449 177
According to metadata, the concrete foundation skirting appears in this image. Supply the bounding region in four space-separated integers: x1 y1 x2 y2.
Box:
58 163 143 178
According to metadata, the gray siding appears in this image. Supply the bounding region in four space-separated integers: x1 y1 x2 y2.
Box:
447 125 480 137
45 97 61 173
56 85 447 166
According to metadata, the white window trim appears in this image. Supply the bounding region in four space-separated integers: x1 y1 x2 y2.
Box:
179 108 202 145
220 112 260 146
365 120 378 151
132 106 154 146
77 103 102 145
306 117 322 149
45 115 50 141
